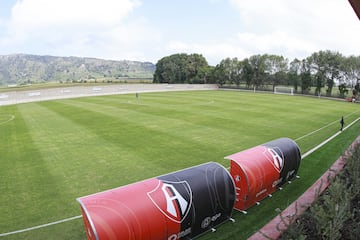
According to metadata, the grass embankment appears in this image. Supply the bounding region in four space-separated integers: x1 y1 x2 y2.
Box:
0 90 359 239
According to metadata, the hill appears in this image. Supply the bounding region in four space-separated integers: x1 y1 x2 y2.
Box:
0 54 155 85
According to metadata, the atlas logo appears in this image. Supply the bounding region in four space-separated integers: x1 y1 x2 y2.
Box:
148 180 192 223
265 147 284 172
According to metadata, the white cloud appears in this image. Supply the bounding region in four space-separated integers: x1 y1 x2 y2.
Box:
229 0 360 58
2 0 156 60
164 0 360 66
165 40 249 65
165 31 319 66
234 31 317 59
10 0 140 31
8 0 141 42
1 0 359 64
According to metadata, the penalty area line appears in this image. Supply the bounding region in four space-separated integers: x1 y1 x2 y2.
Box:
0 215 82 237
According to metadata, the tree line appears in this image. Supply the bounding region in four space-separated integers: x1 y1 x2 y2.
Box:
153 51 360 98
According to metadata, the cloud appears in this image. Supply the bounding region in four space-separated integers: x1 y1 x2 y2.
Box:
235 31 317 58
10 0 140 31
167 0 360 65
165 31 318 66
1 0 359 65
165 40 249 65
229 0 360 57
2 0 157 60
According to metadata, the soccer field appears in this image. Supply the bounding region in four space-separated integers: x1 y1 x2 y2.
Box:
0 90 359 239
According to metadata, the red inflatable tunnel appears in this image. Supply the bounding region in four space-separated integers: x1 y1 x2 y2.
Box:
77 162 235 240
225 138 301 211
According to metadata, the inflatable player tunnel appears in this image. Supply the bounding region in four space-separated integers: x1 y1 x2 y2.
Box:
225 138 301 211
77 162 236 240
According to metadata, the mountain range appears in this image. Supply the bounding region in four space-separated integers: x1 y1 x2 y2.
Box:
0 54 156 86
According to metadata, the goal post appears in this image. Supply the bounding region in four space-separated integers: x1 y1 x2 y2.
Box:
274 86 294 95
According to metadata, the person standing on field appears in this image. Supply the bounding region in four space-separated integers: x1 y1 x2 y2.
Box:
340 116 344 131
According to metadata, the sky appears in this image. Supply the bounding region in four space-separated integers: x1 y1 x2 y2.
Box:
0 0 359 65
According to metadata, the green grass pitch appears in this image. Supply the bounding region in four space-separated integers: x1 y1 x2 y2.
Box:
0 90 359 239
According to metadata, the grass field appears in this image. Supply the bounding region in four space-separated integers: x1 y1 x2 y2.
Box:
0 90 359 240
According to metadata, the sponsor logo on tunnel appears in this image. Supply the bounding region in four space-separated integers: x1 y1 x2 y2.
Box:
147 180 193 223
265 147 284 172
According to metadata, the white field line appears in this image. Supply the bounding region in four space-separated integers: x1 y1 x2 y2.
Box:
295 110 360 142
301 116 360 159
1 117 359 237
295 120 339 141
0 215 82 237
0 114 15 126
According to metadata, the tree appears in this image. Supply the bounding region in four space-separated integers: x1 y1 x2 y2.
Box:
153 53 210 84
289 58 302 93
338 83 349 98
214 57 244 87
264 54 288 90
241 58 254 88
231 58 243 87
153 55 181 83
185 54 209 83
307 50 343 97
211 64 226 86
307 52 324 96
324 51 343 97
300 59 312 94
248 54 267 89
218 58 233 85
341 55 360 97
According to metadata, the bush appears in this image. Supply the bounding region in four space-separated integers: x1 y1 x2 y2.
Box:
281 145 360 239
